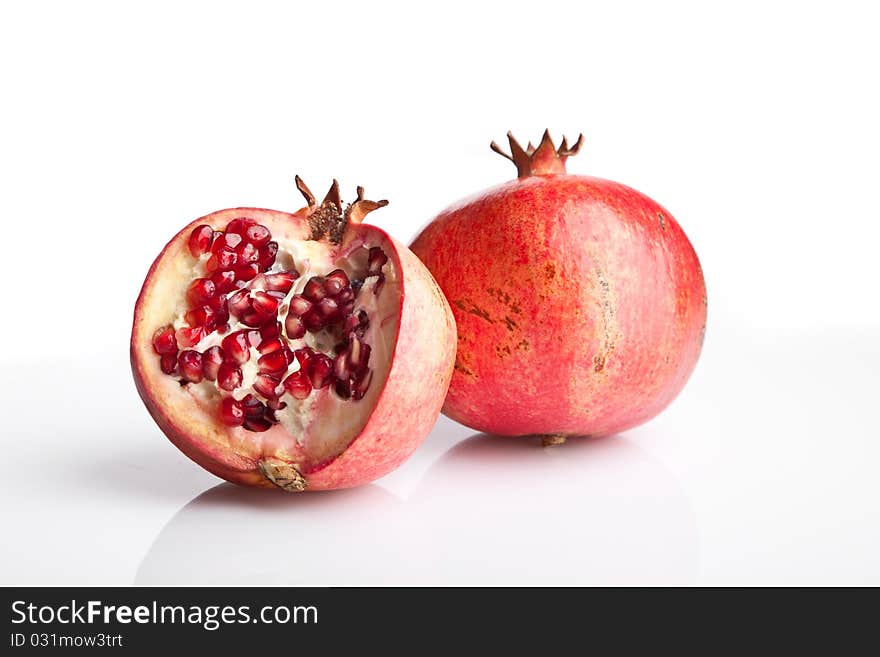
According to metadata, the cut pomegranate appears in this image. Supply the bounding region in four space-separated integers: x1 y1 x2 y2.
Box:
410 130 707 441
131 178 456 492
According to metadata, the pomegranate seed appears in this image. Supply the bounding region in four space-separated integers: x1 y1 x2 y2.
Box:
258 349 289 374
187 278 216 305
267 399 287 411
236 264 260 282
237 241 260 264
212 232 242 253
302 310 324 331
185 305 217 328
245 224 271 246
259 241 278 269
202 346 224 381
336 287 355 304
288 295 312 316
221 330 250 365
352 369 373 400
152 326 178 355
285 314 305 339
217 363 243 391
253 374 283 399
240 310 272 328
302 277 326 302
335 379 351 400
258 337 283 355
219 397 244 426
283 370 312 400
176 326 205 348
334 352 350 380
252 291 279 316
178 350 204 383
367 246 388 273
265 271 298 293
317 297 338 317
240 394 264 417
217 250 238 270
210 270 237 294
348 335 363 368
261 322 282 340
310 353 334 389
293 347 314 372
226 289 251 318
359 343 371 371
243 416 273 432
324 269 350 295
188 225 214 257
206 294 227 311
225 218 256 235
246 329 262 347
343 314 360 335
215 323 230 334
160 353 177 375
206 251 238 273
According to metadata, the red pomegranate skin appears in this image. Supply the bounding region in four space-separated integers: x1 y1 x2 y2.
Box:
410 135 707 438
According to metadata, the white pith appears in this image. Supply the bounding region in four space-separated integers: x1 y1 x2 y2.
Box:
151 225 400 464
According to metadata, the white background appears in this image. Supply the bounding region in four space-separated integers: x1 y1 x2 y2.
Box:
1 1 878 585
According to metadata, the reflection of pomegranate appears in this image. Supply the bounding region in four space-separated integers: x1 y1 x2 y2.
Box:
131 179 456 491
411 132 707 442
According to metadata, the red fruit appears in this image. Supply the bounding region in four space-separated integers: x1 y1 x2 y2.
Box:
221 330 251 365
202 346 224 381
282 370 312 400
265 271 298 293
178 350 204 383
217 363 243 391
131 178 456 491
210 270 237 294
152 326 177 355
245 224 271 246
188 225 215 257
411 131 707 442
186 278 216 306
176 326 205 348
225 217 256 235
219 397 244 426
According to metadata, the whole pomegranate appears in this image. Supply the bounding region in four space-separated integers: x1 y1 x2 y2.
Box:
131 178 456 491
410 132 706 443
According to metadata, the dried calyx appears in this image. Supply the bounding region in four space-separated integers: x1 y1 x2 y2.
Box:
490 129 584 178
296 176 388 244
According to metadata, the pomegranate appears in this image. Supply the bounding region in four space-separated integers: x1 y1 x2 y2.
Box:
131 179 456 491
410 131 707 443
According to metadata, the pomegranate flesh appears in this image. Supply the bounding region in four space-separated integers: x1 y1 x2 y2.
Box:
410 131 707 442
132 179 456 490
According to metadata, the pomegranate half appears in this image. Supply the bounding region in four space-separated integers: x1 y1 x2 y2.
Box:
410 132 707 443
132 179 456 491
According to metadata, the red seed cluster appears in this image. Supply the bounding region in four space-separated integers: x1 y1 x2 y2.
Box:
181 217 284 341
284 269 355 339
152 223 390 433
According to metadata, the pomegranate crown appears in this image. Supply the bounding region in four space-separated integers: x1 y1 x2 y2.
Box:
490 129 584 178
295 176 388 244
